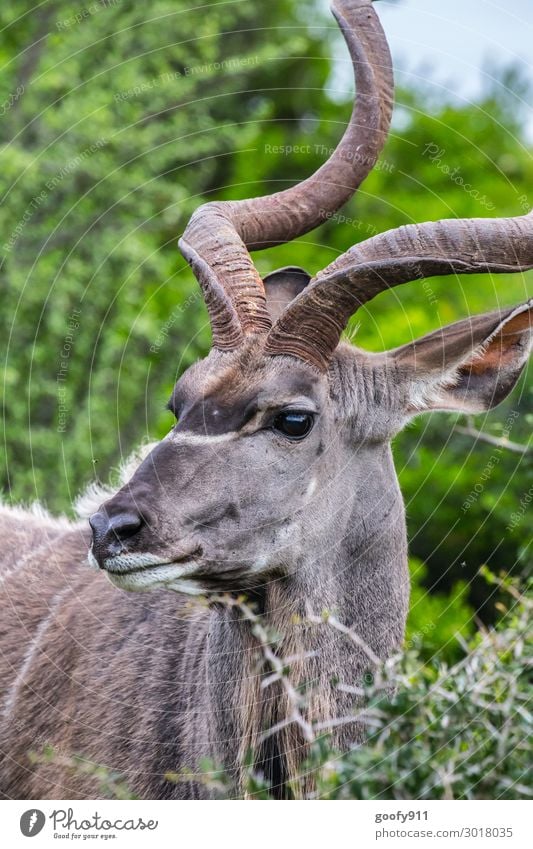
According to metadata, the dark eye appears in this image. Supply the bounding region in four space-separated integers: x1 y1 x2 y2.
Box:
272 411 314 440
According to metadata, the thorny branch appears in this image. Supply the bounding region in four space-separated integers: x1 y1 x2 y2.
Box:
211 594 389 746
213 594 316 744
455 416 531 455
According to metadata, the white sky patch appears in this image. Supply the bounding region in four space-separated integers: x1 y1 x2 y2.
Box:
323 0 533 140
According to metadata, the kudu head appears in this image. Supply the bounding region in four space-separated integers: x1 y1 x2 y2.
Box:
89 0 533 595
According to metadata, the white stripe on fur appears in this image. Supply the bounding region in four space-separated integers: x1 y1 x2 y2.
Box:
1 586 72 723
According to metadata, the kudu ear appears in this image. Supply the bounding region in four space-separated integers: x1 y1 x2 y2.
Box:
262 267 311 323
389 300 533 414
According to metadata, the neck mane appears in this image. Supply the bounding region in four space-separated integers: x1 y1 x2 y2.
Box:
203 461 409 797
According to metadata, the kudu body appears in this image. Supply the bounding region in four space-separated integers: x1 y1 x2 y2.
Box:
1 0 532 800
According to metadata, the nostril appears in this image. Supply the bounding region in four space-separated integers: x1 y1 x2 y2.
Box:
89 509 144 567
108 512 144 541
89 511 108 539
89 510 144 547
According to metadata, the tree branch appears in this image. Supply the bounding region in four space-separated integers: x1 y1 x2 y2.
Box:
455 418 531 455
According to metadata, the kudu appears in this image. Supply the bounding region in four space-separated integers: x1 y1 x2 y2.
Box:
1 0 532 800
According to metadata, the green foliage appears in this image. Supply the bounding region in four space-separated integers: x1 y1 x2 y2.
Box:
0 0 329 511
1 0 531 635
397 413 532 619
407 557 475 662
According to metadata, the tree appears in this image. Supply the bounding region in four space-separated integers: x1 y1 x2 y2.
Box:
0 0 329 511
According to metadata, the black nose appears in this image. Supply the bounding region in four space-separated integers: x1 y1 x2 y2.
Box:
89 510 144 566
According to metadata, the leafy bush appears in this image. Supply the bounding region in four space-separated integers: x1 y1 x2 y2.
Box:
238 581 532 799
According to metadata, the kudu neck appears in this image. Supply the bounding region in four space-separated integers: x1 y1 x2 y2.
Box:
204 449 409 794
212 441 408 658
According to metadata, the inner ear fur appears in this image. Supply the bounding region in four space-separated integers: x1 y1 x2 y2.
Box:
262 267 311 323
390 300 533 413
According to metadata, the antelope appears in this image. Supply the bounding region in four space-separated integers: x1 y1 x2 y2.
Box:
1 0 532 801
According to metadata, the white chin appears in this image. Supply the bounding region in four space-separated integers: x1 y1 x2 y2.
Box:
105 562 205 595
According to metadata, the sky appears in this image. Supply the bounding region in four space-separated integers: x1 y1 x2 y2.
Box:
320 0 533 138
377 0 532 103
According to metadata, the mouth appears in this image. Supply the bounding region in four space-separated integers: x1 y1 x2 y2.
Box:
87 548 205 594
87 548 266 596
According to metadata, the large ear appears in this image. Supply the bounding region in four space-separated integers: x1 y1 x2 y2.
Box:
262 267 311 323
389 300 533 414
